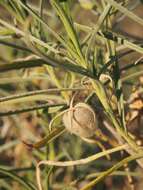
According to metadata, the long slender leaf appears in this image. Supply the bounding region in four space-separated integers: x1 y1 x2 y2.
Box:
0 168 36 190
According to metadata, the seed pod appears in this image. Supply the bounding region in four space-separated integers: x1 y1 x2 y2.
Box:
62 103 97 138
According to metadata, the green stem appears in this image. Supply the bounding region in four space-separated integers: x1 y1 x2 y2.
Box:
80 152 143 190
0 87 84 103
0 103 65 117
0 168 36 190
108 112 141 153
91 80 143 154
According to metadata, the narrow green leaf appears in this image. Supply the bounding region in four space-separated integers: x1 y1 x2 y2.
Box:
0 168 36 190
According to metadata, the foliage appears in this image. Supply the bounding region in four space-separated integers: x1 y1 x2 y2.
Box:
0 0 143 190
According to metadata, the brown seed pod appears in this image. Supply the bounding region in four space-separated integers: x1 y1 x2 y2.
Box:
62 103 97 138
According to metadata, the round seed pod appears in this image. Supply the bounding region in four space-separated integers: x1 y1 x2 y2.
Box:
62 103 97 138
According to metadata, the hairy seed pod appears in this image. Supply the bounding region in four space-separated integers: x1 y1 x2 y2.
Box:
62 103 97 138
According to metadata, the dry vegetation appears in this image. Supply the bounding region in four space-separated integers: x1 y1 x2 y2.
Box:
0 0 143 190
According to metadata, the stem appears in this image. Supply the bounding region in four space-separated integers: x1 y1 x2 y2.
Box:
108 112 141 152
80 152 143 190
0 168 36 190
91 80 143 156
0 87 85 103
36 144 127 190
0 103 65 117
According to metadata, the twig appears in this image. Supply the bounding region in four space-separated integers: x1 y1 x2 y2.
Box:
103 120 143 168
0 87 85 103
0 103 65 117
36 144 127 190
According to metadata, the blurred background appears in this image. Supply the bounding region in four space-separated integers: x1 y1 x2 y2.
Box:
0 1 143 190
